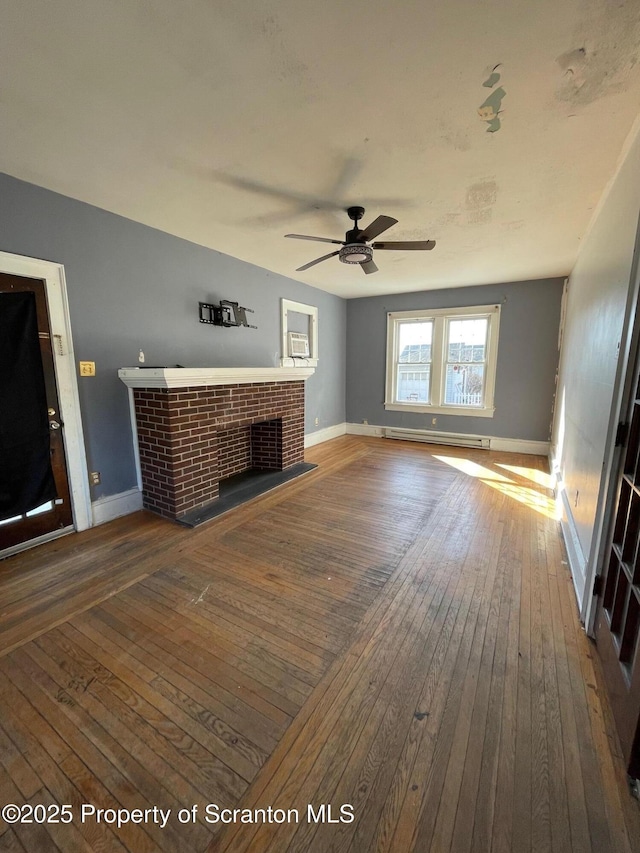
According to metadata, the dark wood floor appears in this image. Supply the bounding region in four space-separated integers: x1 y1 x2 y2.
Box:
0 436 638 852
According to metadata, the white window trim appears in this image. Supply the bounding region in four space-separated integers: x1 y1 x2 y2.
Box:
385 304 501 418
280 298 318 367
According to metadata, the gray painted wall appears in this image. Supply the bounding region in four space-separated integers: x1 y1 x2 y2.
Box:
0 172 346 501
346 278 564 440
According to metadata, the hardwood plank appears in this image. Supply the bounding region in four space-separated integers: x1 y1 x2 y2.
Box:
137 573 321 690
286 519 464 853
538 517 572 853
143 569 332 673
469 516 516 853
100 595 293 733
448 507 510 853
1 650 211 851
529 511 552 853
558 559 614 851
0 660 163 851
299 502 481 853
407 495 505 852
512 501 533 853
0 723 42 800
109 586 306 718
0 829 27 852
29 633 243 809
57 621 264 784
545 528 592 853
0 438 637 853
490 517 523 853
75 607 283 756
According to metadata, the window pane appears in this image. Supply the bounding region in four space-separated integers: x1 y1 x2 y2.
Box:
444 363 485 406
398 321 432 364
447 318 487 364
396 321 432 402
26 500 54 517
444 318 488 406
397 365 431 402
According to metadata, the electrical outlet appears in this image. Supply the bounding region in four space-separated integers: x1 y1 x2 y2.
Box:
432 417 437 426
90 471 101 485
363 419 368 425
79 361 96 376
314 417 319 426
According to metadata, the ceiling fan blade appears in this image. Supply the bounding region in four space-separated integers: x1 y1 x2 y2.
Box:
285 233 344 245
296 250 340 271
361 259 379 275
360 215 398 242
372 240 436 251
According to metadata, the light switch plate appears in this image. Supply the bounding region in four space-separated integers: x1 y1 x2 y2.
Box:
79 361 96 376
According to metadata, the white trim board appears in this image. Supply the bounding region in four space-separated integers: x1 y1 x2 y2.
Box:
119 365 315 388
557 486 588 611
0 251 92 535
92 488 144 526
281 298 318 367
304 423 347 448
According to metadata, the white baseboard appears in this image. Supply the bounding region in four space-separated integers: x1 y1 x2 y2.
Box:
346 422 385 438
304 422 347 448
489 437 551 455
557 487 587 610
345 423 549 455
92 488 143 526
550 447 588 613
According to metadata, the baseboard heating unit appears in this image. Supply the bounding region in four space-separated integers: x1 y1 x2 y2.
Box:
384 428 490 449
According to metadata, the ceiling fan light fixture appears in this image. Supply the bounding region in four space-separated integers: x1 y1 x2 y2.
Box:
339 244 372 265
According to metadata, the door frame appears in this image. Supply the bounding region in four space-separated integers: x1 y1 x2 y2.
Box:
0 250 91 552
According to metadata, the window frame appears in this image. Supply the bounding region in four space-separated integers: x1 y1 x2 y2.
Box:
385 304 501 418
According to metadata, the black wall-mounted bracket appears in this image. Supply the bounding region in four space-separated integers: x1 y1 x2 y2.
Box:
199 300 257 329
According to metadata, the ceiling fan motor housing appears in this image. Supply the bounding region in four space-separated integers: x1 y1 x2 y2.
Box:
339 243 372 265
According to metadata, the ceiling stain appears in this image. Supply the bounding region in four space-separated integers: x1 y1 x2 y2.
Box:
260 12 310 85
465 180 498 226
439 125 471 152
467 207 492 225
555 5 640 106
466 181 498 209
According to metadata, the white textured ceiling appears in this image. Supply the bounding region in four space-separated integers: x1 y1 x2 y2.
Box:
1 0 640 297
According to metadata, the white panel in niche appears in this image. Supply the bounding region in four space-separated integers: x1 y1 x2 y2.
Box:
281 299 318 367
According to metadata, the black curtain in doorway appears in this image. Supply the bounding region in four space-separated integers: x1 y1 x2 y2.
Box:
0 291 57 520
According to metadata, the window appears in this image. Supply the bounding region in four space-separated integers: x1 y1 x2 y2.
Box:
385 304 500 417
280 299 318 367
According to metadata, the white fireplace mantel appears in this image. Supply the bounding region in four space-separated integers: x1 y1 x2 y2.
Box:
119 366 315 389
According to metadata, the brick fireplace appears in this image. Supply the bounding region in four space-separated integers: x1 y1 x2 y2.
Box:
119 367 315 523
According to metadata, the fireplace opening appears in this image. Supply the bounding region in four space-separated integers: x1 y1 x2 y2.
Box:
178 417 315 527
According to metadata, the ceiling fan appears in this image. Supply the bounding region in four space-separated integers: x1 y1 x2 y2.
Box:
285 206 435 275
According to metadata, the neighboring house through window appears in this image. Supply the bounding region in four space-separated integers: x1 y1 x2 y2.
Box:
385 304 501 417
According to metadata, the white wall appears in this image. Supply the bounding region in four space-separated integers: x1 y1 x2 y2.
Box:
553 120 640 612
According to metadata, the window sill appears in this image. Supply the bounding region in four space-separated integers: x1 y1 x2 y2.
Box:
384 402 495 418
280 357 318 368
